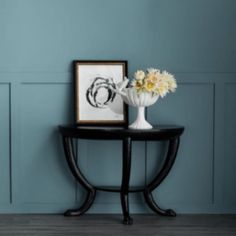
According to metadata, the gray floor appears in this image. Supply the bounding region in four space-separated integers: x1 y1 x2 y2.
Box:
0 214 235 236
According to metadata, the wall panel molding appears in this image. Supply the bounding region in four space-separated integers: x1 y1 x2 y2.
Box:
223 83 236 207
0 83 11 204
0 73 235 213
147 83 214 208
12 83 75 205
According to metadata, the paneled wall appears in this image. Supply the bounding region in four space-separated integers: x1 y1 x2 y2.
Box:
0 0 235 213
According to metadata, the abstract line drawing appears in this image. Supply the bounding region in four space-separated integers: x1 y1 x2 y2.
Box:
86 77 116 108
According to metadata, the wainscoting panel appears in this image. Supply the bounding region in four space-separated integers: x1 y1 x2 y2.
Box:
224 83 236 207
147 83 214 209
14 83 75 205
0 83 10 204
0 75 235 213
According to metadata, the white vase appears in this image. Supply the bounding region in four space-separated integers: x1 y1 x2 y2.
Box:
117 87 159 129
129 106 152 129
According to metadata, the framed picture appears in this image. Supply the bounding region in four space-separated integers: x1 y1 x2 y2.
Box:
74 60 128 125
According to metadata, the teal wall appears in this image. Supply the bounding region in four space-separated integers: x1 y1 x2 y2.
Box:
0 0 236 213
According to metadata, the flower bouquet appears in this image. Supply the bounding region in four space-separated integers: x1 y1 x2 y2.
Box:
115 68 177 129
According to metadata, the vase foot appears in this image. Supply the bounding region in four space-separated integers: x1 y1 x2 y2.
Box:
129 120 153 130
128 106 153 130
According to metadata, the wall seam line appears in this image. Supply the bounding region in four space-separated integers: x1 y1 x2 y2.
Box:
9 83 12 204
212 83 216 205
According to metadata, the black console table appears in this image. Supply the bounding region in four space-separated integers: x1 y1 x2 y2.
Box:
59 125 184 225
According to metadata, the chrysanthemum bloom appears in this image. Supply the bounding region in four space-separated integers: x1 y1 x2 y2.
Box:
144 79 156 92
131 68 176 97
134 70 145 81
162 71 177 92
155 81 169 97
132 79 144 92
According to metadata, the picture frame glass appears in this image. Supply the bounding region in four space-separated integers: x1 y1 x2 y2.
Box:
75 61 127 125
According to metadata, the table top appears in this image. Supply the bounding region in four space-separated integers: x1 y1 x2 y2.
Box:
59 125 184 141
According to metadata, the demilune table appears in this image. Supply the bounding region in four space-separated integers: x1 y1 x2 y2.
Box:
59 125 184 225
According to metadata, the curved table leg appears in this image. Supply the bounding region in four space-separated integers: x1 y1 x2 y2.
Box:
120 137 133 225
62 136 96 216
144 137 180 216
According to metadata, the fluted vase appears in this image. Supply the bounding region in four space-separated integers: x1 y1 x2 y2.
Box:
119 88 159 129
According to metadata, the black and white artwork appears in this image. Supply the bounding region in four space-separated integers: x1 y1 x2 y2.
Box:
86 77 116 109
74 61 127 125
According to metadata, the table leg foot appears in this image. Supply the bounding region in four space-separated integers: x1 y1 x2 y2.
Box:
64 209 81 216
144 190 176 217
164 209 176 217
64 190 96 217
123 216 133 225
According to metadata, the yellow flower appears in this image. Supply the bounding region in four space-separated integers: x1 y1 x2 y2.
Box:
134 70 145 80
132 79 144 92
155 81 169 97
146 71 162 84
145 73 157 83
162 71 177 92
144 79 156 92
130 68 177 96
